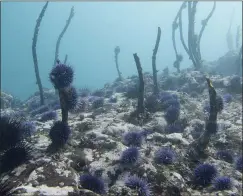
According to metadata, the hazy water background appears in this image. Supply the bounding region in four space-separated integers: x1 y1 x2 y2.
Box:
1 1 242 100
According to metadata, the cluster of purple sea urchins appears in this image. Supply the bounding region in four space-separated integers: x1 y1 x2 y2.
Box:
78 170 152 196
77 129 154 195
114 128 176 195
192 163 234 190
48 61 78 151
0 116 34 175
144 91 187 134
121 129 153 165
144 91 181 121
157 92 181 124
79 88 107 110
114 85 239 194
157 92 183 135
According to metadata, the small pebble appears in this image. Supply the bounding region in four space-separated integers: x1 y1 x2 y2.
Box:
59 182 64 187
32 180 39 187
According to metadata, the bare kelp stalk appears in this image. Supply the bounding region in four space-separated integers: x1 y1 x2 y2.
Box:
235 25 241 50
188 1 199 70
53 7 74 67
152 27 161 95
64 54 68 64
174 1 216 71
198 1 216 60
178 8 188 57
172 2 186 72
186 77 218 162
114 46 123 81
236 46 242 74
226 8 235 51
133 53 145 115
32 2 49 105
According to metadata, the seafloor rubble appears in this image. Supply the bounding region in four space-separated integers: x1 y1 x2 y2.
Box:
0 67 242 196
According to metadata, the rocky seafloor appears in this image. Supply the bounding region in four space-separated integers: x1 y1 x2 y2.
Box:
0 68 242 196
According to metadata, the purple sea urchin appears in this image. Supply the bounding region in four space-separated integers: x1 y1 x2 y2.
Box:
123 131 143 147
165 122 184 133
164 106 180 124
213 176 232 190
158 91 173 103
162 98 180 110
222 93 233 103
140 129 153 137
52 104 61 110
0 142 32 174
144 94 160 112
49 63 73 89
79 174 106 194
0 177 19 196
49 121 71 148
216 150 234 163
0 116 24 151
125 175 151 196
235 156 242 172
40 110 57 122
159 92 179 110
194 163 217 186
154 147 176 165
21 121 36 137
124 86 138 99
120 147 139 165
